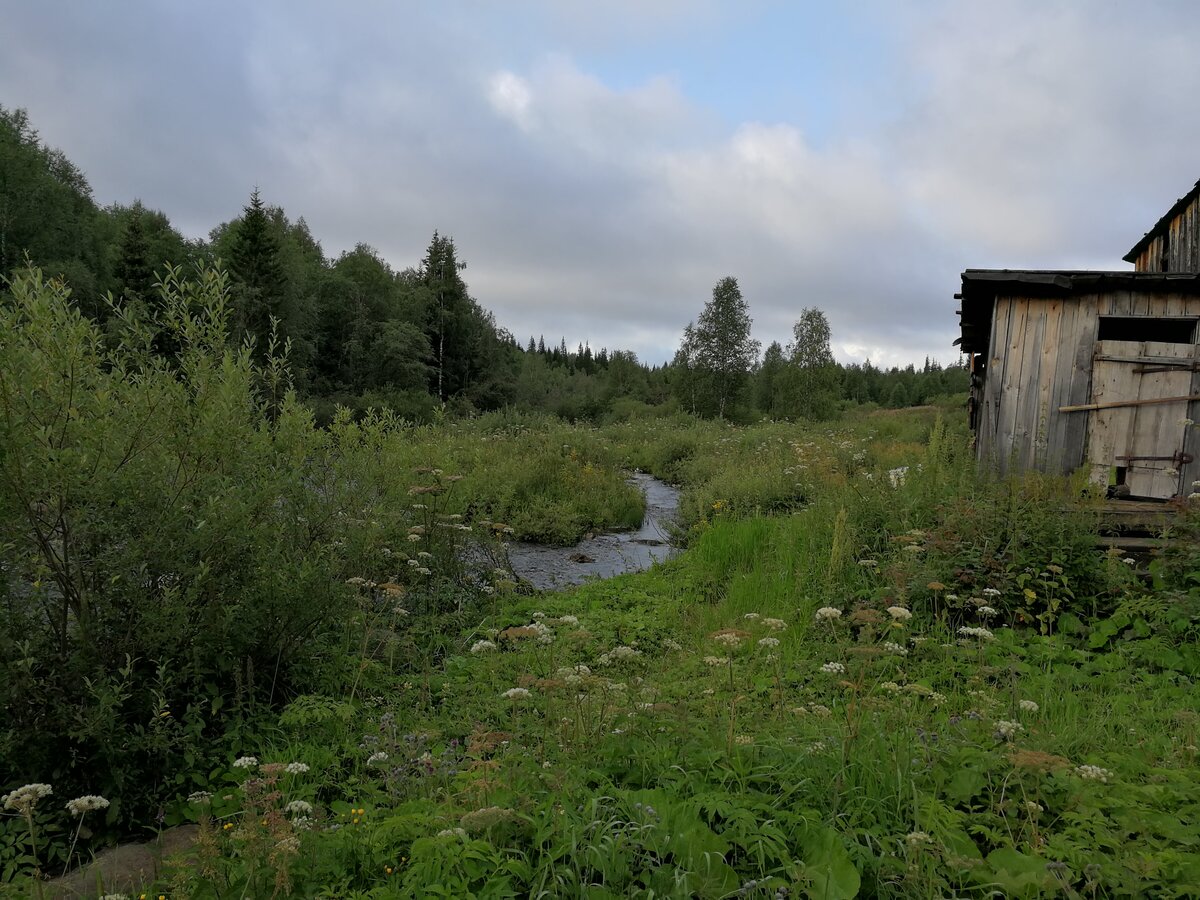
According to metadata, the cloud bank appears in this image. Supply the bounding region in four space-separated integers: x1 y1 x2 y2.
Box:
4 1 1199 366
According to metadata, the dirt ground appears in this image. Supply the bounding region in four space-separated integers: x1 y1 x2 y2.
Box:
46 825 197 899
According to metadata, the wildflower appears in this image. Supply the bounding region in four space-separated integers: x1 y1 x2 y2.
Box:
929 691 947 704
470 640 497 654
1075 764 1113 782
406 534 421 543
99 895 130 900
1122 558 1136 566
902 544 924 554
367 751 389 765
734 735 754 745
1019 700 1039 713
662 638 683 651
703 655 728 666
858 559 878 568
995 720 1023 740
416 566 432 575
713 632 742 648
460 806 515 832
809 704 831 717
558 615 579 626
285 800 313 817
906 831 933 848
232 756 258 770
503 687 531 700
598 645 641 665
743 613 761 620
757 637 780 648
879 681 902 693
883 641 909 656
285 762 310 775
886 606 912 622
762 618 787 631
66 795 110 816
532 612 546 620
820 661 846 675
958 626 995 641
815 607 842 621
945 593 959 601
982 587 1001 597
187 791 212 805
438 827 469 838
977 606 998 618
1025 801 1043 815
276 835 301 853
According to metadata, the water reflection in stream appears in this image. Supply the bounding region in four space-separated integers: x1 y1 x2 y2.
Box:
505 473 680 591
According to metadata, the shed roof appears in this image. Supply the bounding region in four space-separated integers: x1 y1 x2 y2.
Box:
956 269 1200 354
1123 179 1200 263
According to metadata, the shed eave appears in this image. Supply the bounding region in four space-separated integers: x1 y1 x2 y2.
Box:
1123 179 1200 263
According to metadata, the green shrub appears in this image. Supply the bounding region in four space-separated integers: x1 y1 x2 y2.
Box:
0 267 366 837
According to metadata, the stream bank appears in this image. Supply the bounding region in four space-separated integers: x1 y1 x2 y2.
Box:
505 472 679 591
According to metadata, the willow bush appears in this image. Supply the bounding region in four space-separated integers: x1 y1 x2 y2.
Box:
0 267 373 833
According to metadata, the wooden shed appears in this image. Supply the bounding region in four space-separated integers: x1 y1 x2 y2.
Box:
958 270 1200 498
1124 179 1200 273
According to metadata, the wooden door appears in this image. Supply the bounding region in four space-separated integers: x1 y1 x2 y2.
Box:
1085 340 1200 498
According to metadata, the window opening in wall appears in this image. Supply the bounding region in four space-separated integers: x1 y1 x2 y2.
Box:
1097 316 1197 343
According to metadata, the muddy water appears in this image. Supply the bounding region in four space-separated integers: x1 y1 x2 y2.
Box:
506 473 680 591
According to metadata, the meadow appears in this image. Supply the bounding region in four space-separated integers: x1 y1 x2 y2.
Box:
2 270 1200 898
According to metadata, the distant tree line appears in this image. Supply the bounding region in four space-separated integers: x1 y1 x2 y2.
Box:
0 104 966 424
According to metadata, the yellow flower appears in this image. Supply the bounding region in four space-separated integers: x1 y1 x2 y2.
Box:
386 866 393 875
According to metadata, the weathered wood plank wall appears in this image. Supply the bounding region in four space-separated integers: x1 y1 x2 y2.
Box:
977 292 1200 485
1131 194 1200 272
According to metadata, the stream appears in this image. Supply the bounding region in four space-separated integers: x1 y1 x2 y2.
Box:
505 472 680 591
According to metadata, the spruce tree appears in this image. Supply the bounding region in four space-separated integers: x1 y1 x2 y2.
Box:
228 188 286 353
114 204 154 302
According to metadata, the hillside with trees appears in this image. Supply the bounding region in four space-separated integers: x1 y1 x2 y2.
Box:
0 105 967 425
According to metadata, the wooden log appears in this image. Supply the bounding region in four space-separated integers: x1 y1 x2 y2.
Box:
1061 394 1200 413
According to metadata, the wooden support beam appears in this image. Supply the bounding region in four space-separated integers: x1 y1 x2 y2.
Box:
1059 394 1200 413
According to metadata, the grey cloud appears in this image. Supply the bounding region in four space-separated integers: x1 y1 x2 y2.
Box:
4 1 1198 369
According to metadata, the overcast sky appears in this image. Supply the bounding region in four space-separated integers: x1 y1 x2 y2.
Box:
5 1 1200 366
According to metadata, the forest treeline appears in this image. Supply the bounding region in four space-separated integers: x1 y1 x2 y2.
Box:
0 105 967 423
